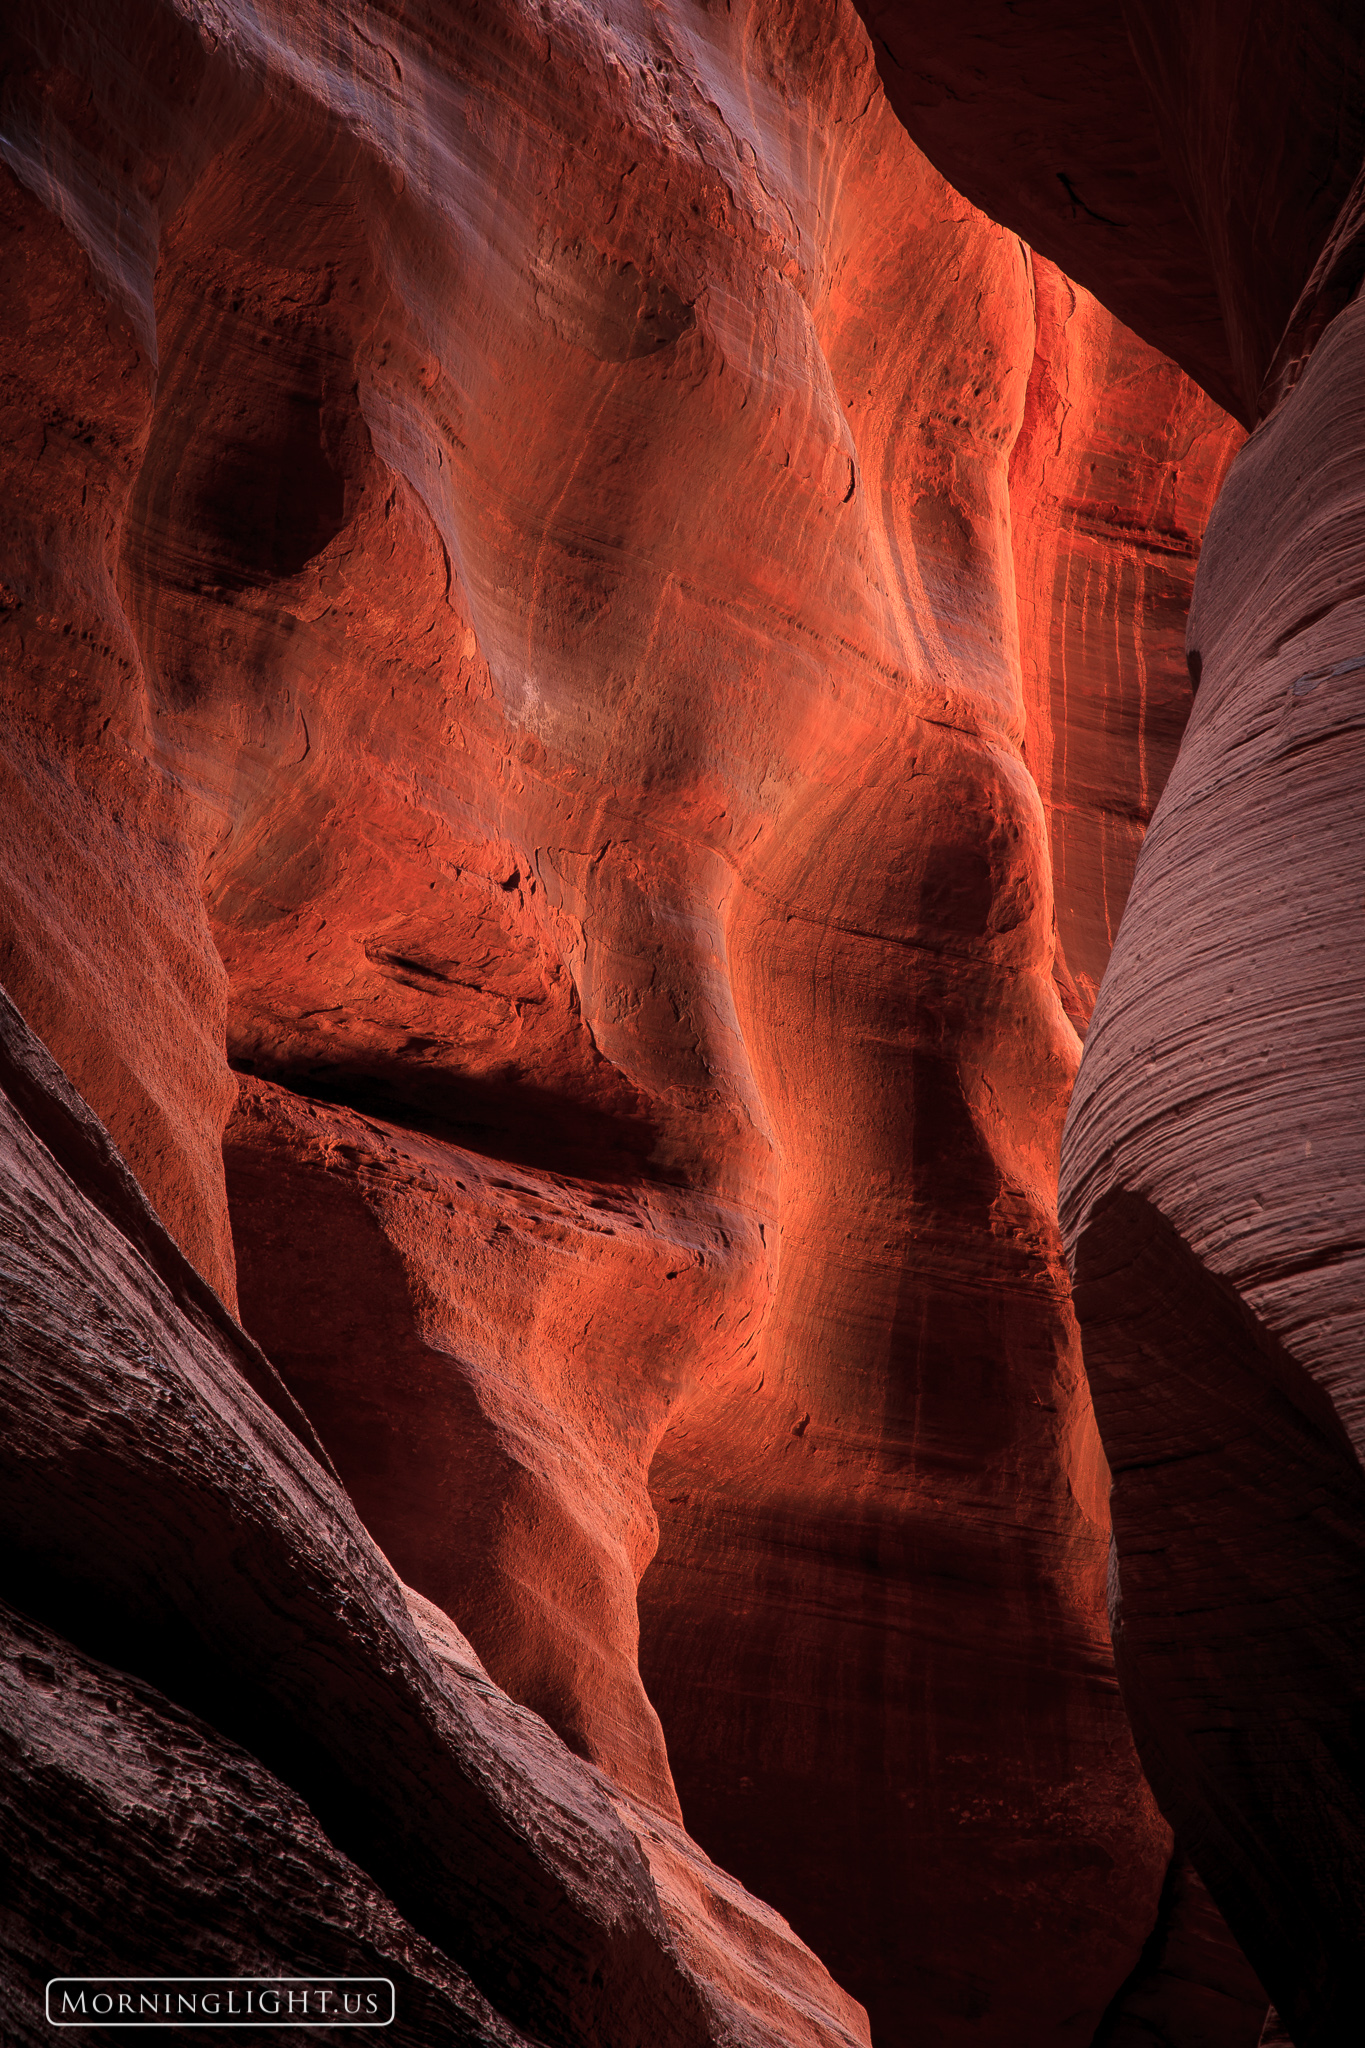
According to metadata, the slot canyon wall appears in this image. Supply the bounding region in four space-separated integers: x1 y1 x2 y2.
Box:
1 1 1356 2046
856 4 1365 2044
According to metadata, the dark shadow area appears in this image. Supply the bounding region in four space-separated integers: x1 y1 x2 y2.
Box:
228 1054 684 1188
190 387 347 585
1088 1849 1266 2047
1073 1191 1365 2048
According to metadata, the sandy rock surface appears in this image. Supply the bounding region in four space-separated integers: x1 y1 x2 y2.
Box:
0 0 1260 2042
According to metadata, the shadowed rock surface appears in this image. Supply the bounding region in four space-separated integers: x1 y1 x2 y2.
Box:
0 0 1302 2043
1061 277 1365 2045
0 1599 539 2048
0 983 868 2048
1090 1854 1268 2048
1088 1859 1268 2048
853 0 1365 426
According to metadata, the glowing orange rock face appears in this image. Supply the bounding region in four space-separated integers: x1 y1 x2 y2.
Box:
1011 256 1245 1031
1 0 1239 2040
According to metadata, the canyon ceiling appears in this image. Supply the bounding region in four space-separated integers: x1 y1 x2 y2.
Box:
1 3 1362 2047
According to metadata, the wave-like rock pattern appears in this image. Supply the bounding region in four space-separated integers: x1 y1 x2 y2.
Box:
847 14 1365 2043
0 0 1252 2041
1062 279 1365 2048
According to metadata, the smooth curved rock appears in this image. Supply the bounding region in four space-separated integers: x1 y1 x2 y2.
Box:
0 151 237 1303
224 1070 759 1816
850 12 1365 2034
0 984 875 2048
1010 253 1242 1029
1061 264 1365 2048
0 988 710 2048
1092 1854 1268 2048
0 0 1248 2040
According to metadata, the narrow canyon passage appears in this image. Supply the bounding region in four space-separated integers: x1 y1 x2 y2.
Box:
1 1 1360 2046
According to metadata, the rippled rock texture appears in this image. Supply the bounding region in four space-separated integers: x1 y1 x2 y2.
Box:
854 8 1365 2045
0 0 1249 2042
1062 280 1365 2047
842 14 1365 2043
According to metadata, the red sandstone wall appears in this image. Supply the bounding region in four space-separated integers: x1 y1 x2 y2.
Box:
0 0 1251 2042
842 8 1365 2042
0 149 238 1301
1010 254 1243 1029
635 251 1240 2043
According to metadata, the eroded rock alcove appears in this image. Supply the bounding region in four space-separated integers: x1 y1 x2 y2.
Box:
1 2 1360 2046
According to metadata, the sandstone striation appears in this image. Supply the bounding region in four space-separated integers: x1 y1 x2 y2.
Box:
1009 254 1242 1030
0 153 238 1302
224 1070 753 1817
0 0 1260 2042
0 984 868 2048
1061 280 1365 2047
842 13 1365 2041
0 1599 540 2048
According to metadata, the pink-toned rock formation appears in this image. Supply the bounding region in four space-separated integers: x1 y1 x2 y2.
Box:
0 0 1268 2042
1062 265 1365 2048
